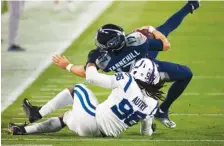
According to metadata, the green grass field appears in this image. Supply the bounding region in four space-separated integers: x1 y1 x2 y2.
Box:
1 1 8 14
2 1 224 146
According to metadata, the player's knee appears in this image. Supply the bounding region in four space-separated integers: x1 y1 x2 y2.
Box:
73 84 88 94
68 87 74 95
183 66 193 79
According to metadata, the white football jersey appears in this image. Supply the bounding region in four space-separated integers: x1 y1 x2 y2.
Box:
95 72 158 137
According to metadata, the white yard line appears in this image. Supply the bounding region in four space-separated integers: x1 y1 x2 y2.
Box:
2 138 224 142
39 88 62 92
194 75 224 79
10 118 49 120
10 113 224 119
93 92 224 96
31 96 52 99
171 113 224 116
1 1 113 112
2 144 52 146
28 91 224 97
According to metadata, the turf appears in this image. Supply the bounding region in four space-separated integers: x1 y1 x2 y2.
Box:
1 1 8 14
2 1 224 146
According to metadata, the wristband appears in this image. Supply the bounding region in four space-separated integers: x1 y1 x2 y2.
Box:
66 64 73 72
148 26 156 33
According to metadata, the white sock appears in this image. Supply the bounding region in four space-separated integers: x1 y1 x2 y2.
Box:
39 89 73 117
140 117 153 136
25 117 63 134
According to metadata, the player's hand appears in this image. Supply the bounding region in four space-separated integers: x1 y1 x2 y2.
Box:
133 26 150 32
133 26 155 39
52 55 70 69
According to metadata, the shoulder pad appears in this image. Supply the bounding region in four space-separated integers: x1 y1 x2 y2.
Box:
125 32 147 47
96 54 111 71
114 72 134 92
87 48 101 64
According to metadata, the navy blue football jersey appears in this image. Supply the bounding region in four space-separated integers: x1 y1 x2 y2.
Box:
87 32 163 72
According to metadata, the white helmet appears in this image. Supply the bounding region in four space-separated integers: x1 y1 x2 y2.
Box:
130 58 160 85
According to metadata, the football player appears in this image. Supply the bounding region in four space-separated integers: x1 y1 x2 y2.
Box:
51 1 199 128
9 58 164 137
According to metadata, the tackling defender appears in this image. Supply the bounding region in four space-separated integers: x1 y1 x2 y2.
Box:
52 1 199 128
9 58 164 137
9 1 199 132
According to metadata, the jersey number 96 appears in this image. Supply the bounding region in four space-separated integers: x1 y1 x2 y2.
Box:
111 98 146 126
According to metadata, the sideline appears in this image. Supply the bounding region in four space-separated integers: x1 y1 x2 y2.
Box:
1 1 113 112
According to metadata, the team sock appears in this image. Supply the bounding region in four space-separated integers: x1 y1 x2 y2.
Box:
25 117 63 134
156 2 192 37
150 2 193 59
39 89 73 117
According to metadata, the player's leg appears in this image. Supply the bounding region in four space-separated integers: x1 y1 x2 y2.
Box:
63 84 101 136
7 1 25 51
140 117 156 136
148 1 200 58
22 88 74 123
9 116 65 135
13 84 100 136
66 0 74 12
54 0 61 12
156 1 200 37
153 60 193 128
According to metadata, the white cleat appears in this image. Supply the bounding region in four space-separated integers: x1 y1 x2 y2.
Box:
154 108 176 128
140 120 156 136
159 118 176 128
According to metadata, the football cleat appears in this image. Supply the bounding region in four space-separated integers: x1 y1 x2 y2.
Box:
154 108 176 128
8 45 25 52
188 0 200 14
8 122 27 135
140 121 157 136
22 98 42 123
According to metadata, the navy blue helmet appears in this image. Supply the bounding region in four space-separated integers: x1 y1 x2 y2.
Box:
95 24 125 52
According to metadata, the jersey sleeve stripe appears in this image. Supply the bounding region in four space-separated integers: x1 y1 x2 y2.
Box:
75 85 96 110
124 74 133 92
74 90 95 117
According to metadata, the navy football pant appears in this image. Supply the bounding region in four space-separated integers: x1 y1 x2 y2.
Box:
147 2 193 113
153 60 193 112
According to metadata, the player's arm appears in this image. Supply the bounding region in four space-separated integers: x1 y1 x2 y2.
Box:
52 55 86 78
135 26 171 51
86 63 117 89
52 49 101 78
151 29 171 51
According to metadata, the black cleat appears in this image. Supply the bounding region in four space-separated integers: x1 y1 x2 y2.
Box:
8 45 25 52
22 98 42 123
188 0 200 14
8 122 27 135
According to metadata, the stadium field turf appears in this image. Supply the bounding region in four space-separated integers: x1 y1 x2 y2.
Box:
2 1 224 146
